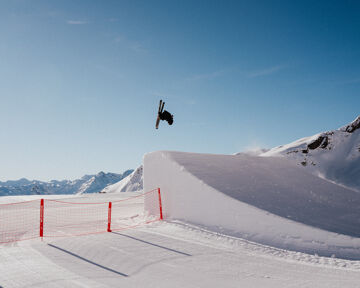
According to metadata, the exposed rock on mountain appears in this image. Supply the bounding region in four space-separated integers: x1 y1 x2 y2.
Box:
261 116 360 191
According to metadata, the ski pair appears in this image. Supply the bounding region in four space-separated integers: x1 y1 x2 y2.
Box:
155 100 165 129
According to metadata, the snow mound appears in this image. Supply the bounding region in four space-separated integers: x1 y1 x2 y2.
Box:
102 166 143 193
144 151 360 259
261 115 360 191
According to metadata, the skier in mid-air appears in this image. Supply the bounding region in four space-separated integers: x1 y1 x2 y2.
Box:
156 100 174 129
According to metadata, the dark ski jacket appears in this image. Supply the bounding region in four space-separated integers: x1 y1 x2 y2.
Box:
159 110 174 125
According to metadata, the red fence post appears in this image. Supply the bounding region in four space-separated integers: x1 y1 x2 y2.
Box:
107 202 112 232
158 188 163 220
40 199 44 238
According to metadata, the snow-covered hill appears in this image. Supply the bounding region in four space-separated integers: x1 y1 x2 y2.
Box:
261 116 360 191
144 151 360 259
0 170 133 196
102 165 143 193
104 117 360 196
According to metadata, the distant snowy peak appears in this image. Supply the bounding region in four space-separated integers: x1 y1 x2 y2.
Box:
261 115 360 191
0 178 32 187
77 177 96 195
102 165 143 193
340 115 360 133
0 170 133 196
77 170 133 195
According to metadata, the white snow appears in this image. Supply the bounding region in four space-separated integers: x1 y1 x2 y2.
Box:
2 142 360 286
102 165 143 193
144 151 360 260
77 176 96 194
0 194 79 204
1 192 360 287
261 116 360 191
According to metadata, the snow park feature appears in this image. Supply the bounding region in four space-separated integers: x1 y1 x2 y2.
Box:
144 151 360 260
1 152 360 287
0 189 162 244
1 117 360 286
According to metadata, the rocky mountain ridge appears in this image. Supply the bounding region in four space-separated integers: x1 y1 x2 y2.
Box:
261 116 360 191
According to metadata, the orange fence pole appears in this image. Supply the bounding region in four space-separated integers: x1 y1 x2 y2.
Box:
158 188 163 220
40 199 44 238
107 202 112 232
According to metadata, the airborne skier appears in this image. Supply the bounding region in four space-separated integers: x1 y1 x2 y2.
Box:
155 100 174 129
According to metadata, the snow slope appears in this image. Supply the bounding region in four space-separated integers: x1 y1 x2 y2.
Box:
102 166 143 193
144 151 360 259
261 116 360 191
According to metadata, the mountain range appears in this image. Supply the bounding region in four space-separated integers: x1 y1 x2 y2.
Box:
2 116 359 196
0 170 133 196
102 165 143 193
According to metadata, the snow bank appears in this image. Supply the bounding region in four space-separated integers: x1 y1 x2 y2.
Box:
144 151 360 259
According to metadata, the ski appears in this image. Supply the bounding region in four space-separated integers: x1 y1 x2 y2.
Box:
155 100 162 129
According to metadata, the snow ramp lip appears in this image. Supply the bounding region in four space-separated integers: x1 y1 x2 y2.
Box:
165 151 360 238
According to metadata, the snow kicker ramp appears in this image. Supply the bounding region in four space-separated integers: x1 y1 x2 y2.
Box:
144 151 360 259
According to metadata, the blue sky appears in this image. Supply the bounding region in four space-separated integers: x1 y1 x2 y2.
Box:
0 0 359 181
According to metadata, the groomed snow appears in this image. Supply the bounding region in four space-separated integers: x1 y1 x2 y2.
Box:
1 189 360 287
2 148 360 286
144 151 360 259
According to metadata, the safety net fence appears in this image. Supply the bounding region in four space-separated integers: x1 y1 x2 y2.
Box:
0 188 163 244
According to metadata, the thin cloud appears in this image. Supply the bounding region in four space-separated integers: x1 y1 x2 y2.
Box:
247 65 285 78
67 20 88 25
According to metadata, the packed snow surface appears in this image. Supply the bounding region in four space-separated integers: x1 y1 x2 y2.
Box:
1 193 360 288
144 151 360 259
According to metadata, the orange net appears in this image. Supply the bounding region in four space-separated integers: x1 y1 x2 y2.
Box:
0 189 162 244
0 200 40 244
